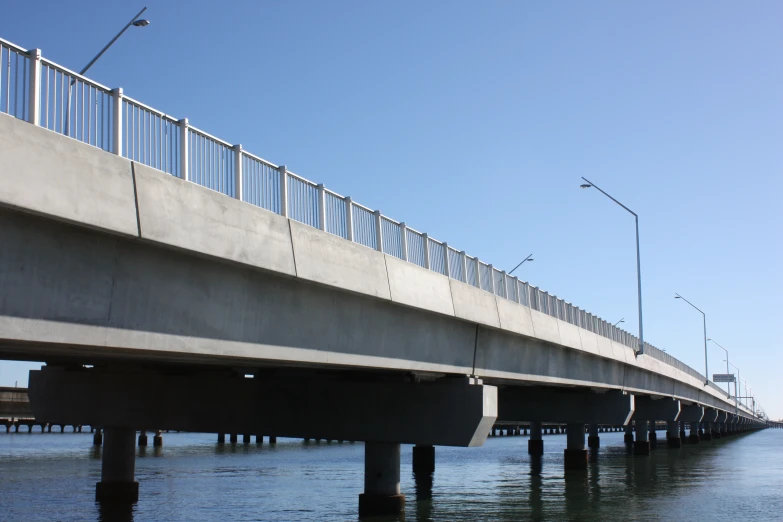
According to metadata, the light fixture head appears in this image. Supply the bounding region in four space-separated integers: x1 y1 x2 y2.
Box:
580 184 592 189
132 19 150 27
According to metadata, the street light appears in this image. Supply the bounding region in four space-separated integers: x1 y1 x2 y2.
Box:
508 254 534 276
708 338 731 398
613 318 625 327
65 7 150 136
580 177 644 356
726 361 741 411
674 293 708 386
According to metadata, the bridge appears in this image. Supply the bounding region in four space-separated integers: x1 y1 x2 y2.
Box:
0 37 771 516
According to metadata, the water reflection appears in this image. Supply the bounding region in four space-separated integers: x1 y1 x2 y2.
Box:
97 502 134 522
528 455 543 520
413 471 433 520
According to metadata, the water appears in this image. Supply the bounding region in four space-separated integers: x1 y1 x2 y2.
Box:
1 429 781 521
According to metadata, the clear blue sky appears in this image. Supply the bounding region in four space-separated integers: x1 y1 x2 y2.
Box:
2 2 781 417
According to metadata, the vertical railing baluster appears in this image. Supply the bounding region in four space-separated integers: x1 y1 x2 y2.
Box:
400 223 408 261
345 196 354 241
443 242 451 278
374 210 383 252
317 183 326 231
279 165 288 217
234 144 243 201
461 251 468 283
112 88 122 156
27 49 41 126
178 117 189 181
423 233 431 269
488 264 496 294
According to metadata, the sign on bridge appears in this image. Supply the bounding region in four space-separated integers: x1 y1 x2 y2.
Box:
713 373 736 383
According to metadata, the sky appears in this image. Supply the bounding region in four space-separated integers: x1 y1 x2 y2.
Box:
1 1 781 417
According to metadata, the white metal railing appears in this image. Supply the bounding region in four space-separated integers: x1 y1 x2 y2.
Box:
1 36 758 415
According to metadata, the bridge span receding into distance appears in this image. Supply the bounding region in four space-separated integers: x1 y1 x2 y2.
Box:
0 37 772 516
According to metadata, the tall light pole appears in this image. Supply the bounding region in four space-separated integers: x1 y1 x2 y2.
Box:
508 254 534 276
65 7 150 136
726 361 740 414
580 178 644 356
708 338 731 397
674 293 708 385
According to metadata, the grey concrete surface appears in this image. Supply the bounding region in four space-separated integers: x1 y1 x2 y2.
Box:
134 162 297 276
0 113 138 237
0 122 759 422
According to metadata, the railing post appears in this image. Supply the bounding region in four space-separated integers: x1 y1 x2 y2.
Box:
488 264 496 294
233 144 243 201
443 242 451 277
422 233 431 269
475 258 482 288
279 165 288 217
179 118 189 181
374 210 383 252
502 271 508 298
317 184 326 231
345 197 354 241
514 278 521 304
399 222 408 261
461 251 468 283
111 88 123 156
27 49 41 126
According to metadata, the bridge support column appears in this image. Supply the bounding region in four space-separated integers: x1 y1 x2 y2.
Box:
412 444 435 474
649 421 658 448
689 421 700 444
217 433 225 444
702 422 713 441
634 421 650 455
153 430 163 447
230 434 238 444
528 421 543 455
667 421 681 448
359 442 404 517
93 428 103 445
564 423 587 470
95 427 138 503
624 425 634 444
588 423 599 448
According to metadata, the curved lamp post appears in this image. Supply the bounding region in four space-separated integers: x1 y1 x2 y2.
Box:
65 7 151 136
674 293 708 385
580 178 644 356
708 338 731 397
508 254 534 276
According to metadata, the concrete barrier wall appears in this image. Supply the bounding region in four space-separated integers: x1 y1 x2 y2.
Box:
0 114 750 417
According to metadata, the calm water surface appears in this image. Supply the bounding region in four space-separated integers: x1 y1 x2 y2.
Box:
1 428 781 521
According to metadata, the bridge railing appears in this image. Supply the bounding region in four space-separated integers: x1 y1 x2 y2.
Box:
0 36 741 404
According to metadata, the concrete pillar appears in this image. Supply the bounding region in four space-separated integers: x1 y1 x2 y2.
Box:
624 425 634 444
358 442 404 517
256 435 263 444
667 420 681 448
153 430 163 447
689 421 700 444
649 421 658 447
588 423 600 448
269 435 277 444
95 427 138 503
243 434 251 444
680 421 687 442
93 428 103 445
230 433 238 444
46 424 51 433
702 422 713 441
138 431 148 447
564 423 587 470
528 421 543 455
412 444 435 474
217 433 225 444
634 420 650 455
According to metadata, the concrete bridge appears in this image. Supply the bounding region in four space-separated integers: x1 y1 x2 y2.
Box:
0 37 769 516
